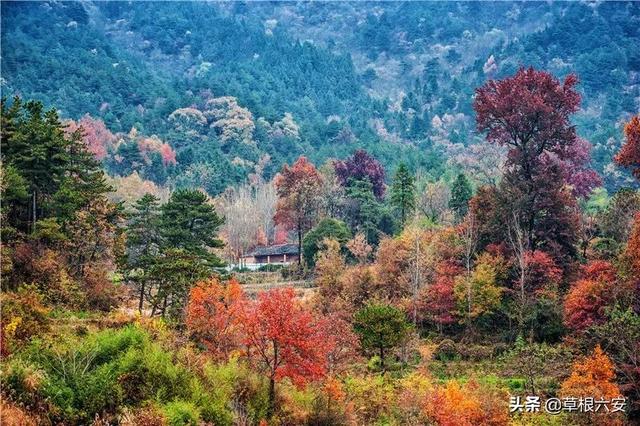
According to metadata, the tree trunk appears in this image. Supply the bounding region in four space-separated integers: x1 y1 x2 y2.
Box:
32 191 37 233
297 224 302 266
138 280 145 313
268 375 276 418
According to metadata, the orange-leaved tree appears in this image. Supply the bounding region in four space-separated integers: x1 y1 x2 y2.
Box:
185 277 246 361
615 115 640 180
240 287 332 417
560 345 622 400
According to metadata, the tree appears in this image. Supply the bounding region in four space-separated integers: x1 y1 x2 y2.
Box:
185 277 246 361
453 253 503 327
474 68 594 259
314 238 347 312
449 173 472 221
564 261 620 333
274 156 323 265
390 163 416 227
302 218 351 267
586 308 640 417
560 345 622 402
418 180 451 224
346 232 373 264
148 248 210 318
353 303 413 370
344 179 383 245
240 288 331 417
599 188 640 244
161 189 224 267
615 115 640 180
219 185 260 265
334 149 386 199
1 98 70 233
125 193 162 312
64 114 116 161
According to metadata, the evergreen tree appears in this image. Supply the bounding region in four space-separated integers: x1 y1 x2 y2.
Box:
302 218 351 267
353 303 413 370
160 189 224 267
1 98 71 233
449 173 472 221
390 163 416 227
125 193 163 312
345 179 382 245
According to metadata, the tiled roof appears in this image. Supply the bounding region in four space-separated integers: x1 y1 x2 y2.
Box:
246 243 299 257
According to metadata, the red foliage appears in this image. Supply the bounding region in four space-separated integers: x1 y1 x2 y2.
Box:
550 137 601 197
523 250 562 295
474 68 581 163
564 279 611 332
615 115 640 180
274 157 323 253
474 68 589 262
159 143 177 166
320 313 361 374
65 115 116 161
274 225 289 245
581 260 617 283
185 277 246 361
564 261 621 332
240 287 332 387
334 149 386 199
137 136 177 166
419 260 462 326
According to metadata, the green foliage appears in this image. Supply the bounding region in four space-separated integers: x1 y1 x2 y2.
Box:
302 218 351 267
449 173 472 221
390 163 416 227
162 400 200 426
353 303 413 369
160 189 224 265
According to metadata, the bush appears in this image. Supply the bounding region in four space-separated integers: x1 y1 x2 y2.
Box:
83 266 124 311
257 263 284 272
434 339 458 361
162 401 200 426
0 285 49 355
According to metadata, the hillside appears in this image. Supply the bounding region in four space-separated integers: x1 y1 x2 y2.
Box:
2 3 640 424
2 1 639 193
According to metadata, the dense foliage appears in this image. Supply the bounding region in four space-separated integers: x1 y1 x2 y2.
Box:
2 2 640 424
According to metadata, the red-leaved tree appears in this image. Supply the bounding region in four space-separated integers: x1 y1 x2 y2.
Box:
240 288 332 416
185 277 246 361
274 156 323 264
334 149 386 199
474 68 595 263
65 115 116 161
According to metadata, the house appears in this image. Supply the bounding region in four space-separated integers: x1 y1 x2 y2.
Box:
239 243 299 270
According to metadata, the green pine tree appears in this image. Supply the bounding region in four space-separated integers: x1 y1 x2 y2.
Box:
160 189 224 267
345 179 381 245
449 173 473 221
125 193 163 312
390 163 416 227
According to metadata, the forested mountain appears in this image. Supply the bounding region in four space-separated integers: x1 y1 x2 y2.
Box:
2 1 639 194
3 2 640 425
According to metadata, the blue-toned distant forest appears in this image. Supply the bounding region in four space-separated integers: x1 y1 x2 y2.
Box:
2 1 639 193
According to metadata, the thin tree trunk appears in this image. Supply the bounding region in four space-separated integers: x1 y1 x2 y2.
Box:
138 280 145 313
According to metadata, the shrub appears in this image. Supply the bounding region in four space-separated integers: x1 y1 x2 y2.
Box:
0 285 49 355
83 266 124 311
162 401 200 426
434 339 458 361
